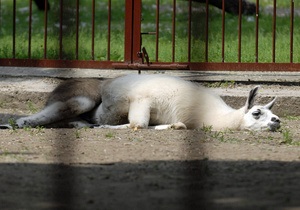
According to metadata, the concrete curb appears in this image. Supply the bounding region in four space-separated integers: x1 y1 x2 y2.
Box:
1 67 300 83
0 67 300 117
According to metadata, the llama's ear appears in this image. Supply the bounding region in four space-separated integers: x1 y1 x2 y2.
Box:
264 97 276 110
245 86 259 112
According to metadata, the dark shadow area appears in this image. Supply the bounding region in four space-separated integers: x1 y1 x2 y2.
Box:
1 160 300 210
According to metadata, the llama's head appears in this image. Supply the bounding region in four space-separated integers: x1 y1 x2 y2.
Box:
242 86 280 131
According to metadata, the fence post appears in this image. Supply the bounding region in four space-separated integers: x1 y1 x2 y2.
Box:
124 0 142 64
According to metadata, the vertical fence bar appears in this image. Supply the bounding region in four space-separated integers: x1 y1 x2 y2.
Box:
59 0 63 59
12 0 16 58
124 0 141 63
172 0 176 62
272 0 276 63
43 0 48 59
75 0 79 60
132 0 141 63
290 0 294 63
155 0 160 62
124 0 133 62
255 0 259 62
221 0 225 62
107 0 111 61
205 0 209 62
28 0 32 59
187 0 192 62
0 1 1 36
91 0 95 60
238 0 242 63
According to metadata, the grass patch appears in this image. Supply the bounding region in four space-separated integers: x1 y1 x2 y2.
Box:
26 100 38 114
8 118 18 130
280 128 293 145
105 132 115 138
23 125 45 135
283 115 300 121
0 0 125 60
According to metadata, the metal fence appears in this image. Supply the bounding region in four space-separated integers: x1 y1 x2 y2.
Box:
0 0 300 71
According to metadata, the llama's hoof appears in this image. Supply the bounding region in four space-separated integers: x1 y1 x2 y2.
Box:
170 122 187 130
89 124 100 128
0 124 13 129
94 125 109 128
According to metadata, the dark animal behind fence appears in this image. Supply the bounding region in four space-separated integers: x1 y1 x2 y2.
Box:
191 0 256 15
33 0 50 11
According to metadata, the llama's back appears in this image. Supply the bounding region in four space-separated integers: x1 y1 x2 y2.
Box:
103 74 234 129
47 79 102 105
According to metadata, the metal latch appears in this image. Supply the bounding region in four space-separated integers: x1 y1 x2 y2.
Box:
112 44 189 70
137 47 150 66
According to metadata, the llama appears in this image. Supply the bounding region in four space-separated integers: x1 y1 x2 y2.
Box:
0 74 280 131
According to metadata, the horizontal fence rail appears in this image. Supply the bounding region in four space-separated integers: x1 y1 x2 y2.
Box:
0 0 300 71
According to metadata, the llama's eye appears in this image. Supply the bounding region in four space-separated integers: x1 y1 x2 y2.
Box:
252 109 261 118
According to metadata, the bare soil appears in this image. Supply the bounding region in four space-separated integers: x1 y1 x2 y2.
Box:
0 79 300 210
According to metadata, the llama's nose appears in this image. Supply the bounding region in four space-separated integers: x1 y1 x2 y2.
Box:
271 117 280 123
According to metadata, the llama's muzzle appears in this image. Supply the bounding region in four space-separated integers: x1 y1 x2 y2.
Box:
268 117 280 131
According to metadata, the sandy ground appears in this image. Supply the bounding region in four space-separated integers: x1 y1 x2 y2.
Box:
1 125 300 210
0 78 300 210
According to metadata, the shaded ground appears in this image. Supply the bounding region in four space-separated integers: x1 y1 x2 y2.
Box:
0 78 300 210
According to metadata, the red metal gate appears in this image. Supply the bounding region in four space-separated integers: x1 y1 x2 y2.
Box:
1 0 300 71
120 0 300 71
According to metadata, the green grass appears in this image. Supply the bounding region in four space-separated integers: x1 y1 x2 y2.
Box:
0 0 300 63
281 128 293 144
105 132 115 138
0 0 125 60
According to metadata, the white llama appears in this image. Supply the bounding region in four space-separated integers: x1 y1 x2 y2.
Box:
0 74 280 131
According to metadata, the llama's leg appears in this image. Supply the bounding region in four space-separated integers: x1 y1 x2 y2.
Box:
149 122 187 130
95 124 131 129
127 99 151 129
68 120 96 128
8 96 95 128
93 98 151 129
95 122 187 130
0 102 66 129
93 102 127 125
16 102 66 127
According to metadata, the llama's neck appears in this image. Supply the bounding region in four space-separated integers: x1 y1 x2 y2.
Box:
203 106 245 131
199 101 245 130
189 90 244 130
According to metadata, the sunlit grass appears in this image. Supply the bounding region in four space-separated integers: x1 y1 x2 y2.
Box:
0 0 300 63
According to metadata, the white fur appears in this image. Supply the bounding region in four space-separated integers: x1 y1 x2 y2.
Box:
93 74 280 131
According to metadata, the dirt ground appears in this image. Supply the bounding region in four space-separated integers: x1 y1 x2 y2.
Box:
0 79 300 210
